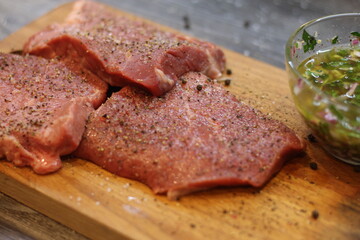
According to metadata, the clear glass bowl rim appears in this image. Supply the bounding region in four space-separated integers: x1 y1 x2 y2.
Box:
285 12 360 113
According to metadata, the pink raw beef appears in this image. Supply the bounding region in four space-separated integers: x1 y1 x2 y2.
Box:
24 0 226 96
74 72 304 199
0 53 107 174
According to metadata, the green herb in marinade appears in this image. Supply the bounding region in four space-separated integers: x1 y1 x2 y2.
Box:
302 30 317 53
331 36 339 44
351 31 360 37
298 47 360 107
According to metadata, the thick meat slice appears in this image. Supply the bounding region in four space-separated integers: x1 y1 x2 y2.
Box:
74 72 304 199
0 53 107 174
23 0 226 96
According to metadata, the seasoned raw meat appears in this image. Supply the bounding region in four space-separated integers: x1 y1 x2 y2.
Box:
23 0 226 96
74 72 304 199
0 53 107 174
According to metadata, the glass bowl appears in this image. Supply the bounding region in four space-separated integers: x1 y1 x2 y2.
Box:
285 13 360 165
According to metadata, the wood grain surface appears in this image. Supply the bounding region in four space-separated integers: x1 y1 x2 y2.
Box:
0 1 359 240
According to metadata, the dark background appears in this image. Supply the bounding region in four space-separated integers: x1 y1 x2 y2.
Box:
0 0 359 239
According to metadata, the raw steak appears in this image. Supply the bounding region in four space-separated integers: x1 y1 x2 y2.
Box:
23 0 226 96
0 53 107 174
74 72 304 199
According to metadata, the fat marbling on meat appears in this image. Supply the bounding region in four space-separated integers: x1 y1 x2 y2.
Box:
23 0 226 96
0 53 107 174
74 72 305 199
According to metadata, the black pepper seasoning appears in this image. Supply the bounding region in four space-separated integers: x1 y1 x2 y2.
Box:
307 134 317 143
224 79 231 86
309 162 318 170
226 69 232 75
243 20 251 29
183 15 191 30
311 210 319 220
196 84 203 91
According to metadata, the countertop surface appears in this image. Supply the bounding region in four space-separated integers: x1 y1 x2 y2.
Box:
0 0 359 239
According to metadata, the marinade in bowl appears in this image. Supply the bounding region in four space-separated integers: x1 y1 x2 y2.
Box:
285 13 360 165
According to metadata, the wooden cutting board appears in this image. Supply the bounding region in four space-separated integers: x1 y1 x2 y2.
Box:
0 2 359 240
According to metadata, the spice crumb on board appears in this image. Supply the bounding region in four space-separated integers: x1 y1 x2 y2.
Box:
243 20 251 29
189 223 196 228
309 162 318 171
183 15 191 30
217 78 232 86
311 210 319 220
224 79 231 86
307 133 317 143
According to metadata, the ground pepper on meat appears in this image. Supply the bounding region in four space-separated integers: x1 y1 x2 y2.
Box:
24 0 226 97
73 71 304 199
0 52 107 174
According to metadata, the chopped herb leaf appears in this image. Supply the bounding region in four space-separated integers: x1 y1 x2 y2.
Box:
337 49 350 57
351 31 360 37
331 36 339 44
302 30 317 53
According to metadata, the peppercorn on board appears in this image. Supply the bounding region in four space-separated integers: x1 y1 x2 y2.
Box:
0 2 359 240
